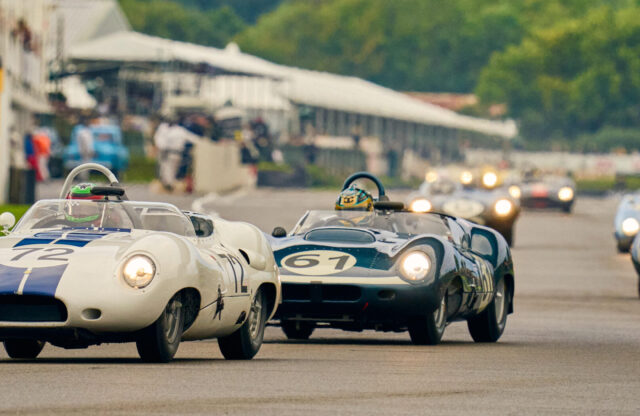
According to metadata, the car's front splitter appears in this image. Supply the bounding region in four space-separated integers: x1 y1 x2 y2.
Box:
274 277 440 331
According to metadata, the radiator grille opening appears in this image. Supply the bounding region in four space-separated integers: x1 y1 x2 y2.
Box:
0 295 68 322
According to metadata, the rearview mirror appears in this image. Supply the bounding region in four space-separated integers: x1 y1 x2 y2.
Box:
0 212 16 234
272 226 287 238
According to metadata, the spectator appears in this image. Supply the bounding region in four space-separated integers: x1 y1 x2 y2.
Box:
32 127 51 181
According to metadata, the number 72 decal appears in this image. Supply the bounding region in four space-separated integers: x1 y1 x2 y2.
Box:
281 250 357 276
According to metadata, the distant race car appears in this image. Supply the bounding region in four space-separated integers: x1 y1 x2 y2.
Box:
518 174 576 213
269 172 515 345
407 169 520 246
613 193 640 252
629 235 640 298
0 163 280 362
63 124 130 177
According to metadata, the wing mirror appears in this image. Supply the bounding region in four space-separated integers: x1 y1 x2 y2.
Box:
0 212 16 234
272 226 287 238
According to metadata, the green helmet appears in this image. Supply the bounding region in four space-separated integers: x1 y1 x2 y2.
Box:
65 183 105 223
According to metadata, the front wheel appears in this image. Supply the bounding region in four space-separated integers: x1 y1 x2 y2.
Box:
617 240 630 254
467 277 510 342
281 320 315 340
136 293 185 363
218 288 268 360
4 340 45 359
408 295 447 345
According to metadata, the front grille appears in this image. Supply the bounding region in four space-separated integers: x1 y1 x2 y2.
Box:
0 295 68 322
322 285 361 301
282 283 361 302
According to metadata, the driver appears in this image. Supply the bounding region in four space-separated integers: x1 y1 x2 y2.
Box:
334 185 375 227
65 183 124 228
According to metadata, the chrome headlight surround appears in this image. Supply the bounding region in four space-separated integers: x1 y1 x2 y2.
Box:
410 199 432 213
622 217 640 237
558 187 574 202
122 254 156 289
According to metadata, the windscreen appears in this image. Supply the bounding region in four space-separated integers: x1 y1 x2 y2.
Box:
14 200 196 237
292 210 451 238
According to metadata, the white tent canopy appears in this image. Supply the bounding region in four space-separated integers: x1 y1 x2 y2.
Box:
69 31 517 138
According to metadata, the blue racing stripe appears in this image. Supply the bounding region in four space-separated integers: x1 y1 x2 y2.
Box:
14 238 56 247
0 264 27 294
22 264 69 297
54 239 90 247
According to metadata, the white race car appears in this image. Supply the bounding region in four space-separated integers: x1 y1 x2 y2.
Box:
0 164 280 362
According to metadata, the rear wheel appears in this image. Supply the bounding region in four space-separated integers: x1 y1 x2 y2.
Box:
467 277 510 342
281 320 315 340
408 295 447 345
3 340 45 359
219 288 267 360
136 293 185 363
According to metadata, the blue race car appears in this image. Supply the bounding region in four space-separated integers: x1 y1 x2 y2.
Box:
63 125 129 177
614 193 640 253
269 172 515 345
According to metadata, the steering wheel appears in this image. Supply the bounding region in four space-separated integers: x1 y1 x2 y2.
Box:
341 172 389 202
59 163 127 200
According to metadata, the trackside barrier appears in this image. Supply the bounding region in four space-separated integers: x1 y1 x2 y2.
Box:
193 140 253 194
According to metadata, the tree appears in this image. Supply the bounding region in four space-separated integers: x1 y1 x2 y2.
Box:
476 6 640 140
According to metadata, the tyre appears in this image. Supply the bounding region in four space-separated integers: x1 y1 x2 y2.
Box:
281 320 315 340
3 340 45 359
136 293 185 363
501 227 514 247
408 295 447 345
219 288 267 360
562 204 572 213
467 277 510 342
617 240 630 254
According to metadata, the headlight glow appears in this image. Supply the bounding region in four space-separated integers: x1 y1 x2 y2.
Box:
508 185 521 199
460 171 473 185
122 255 156 288
495 199 513 216
482 172 498 188
400 251 431 281
425 171 438 183
558 187 574 201
410 199 432 213
622 217 640 236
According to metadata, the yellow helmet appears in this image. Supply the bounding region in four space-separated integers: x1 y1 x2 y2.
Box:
335 185 374 211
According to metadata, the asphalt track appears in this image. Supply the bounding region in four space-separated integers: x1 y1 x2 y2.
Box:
1 188 639 415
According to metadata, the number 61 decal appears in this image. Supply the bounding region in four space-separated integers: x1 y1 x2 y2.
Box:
281 250 357 276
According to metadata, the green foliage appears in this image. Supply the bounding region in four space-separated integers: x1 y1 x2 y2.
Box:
575 127 640 153
305 165 343 189
477 5 640 141
119 0 246 47
257 161 294 174
122 156 158 183
0 205 29 235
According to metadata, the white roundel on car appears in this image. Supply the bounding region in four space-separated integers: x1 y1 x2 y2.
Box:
442 199 484 218
281 250 357 276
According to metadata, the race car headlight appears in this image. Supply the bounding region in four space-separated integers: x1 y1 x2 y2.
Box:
400 251 431 281
622 218 640 236
460 171 473 185
482 172 498 188
122 255 156 288
508 185 521 199
410 199 432 213
425 171 438 183
494 199 513 216
558 187 574 201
